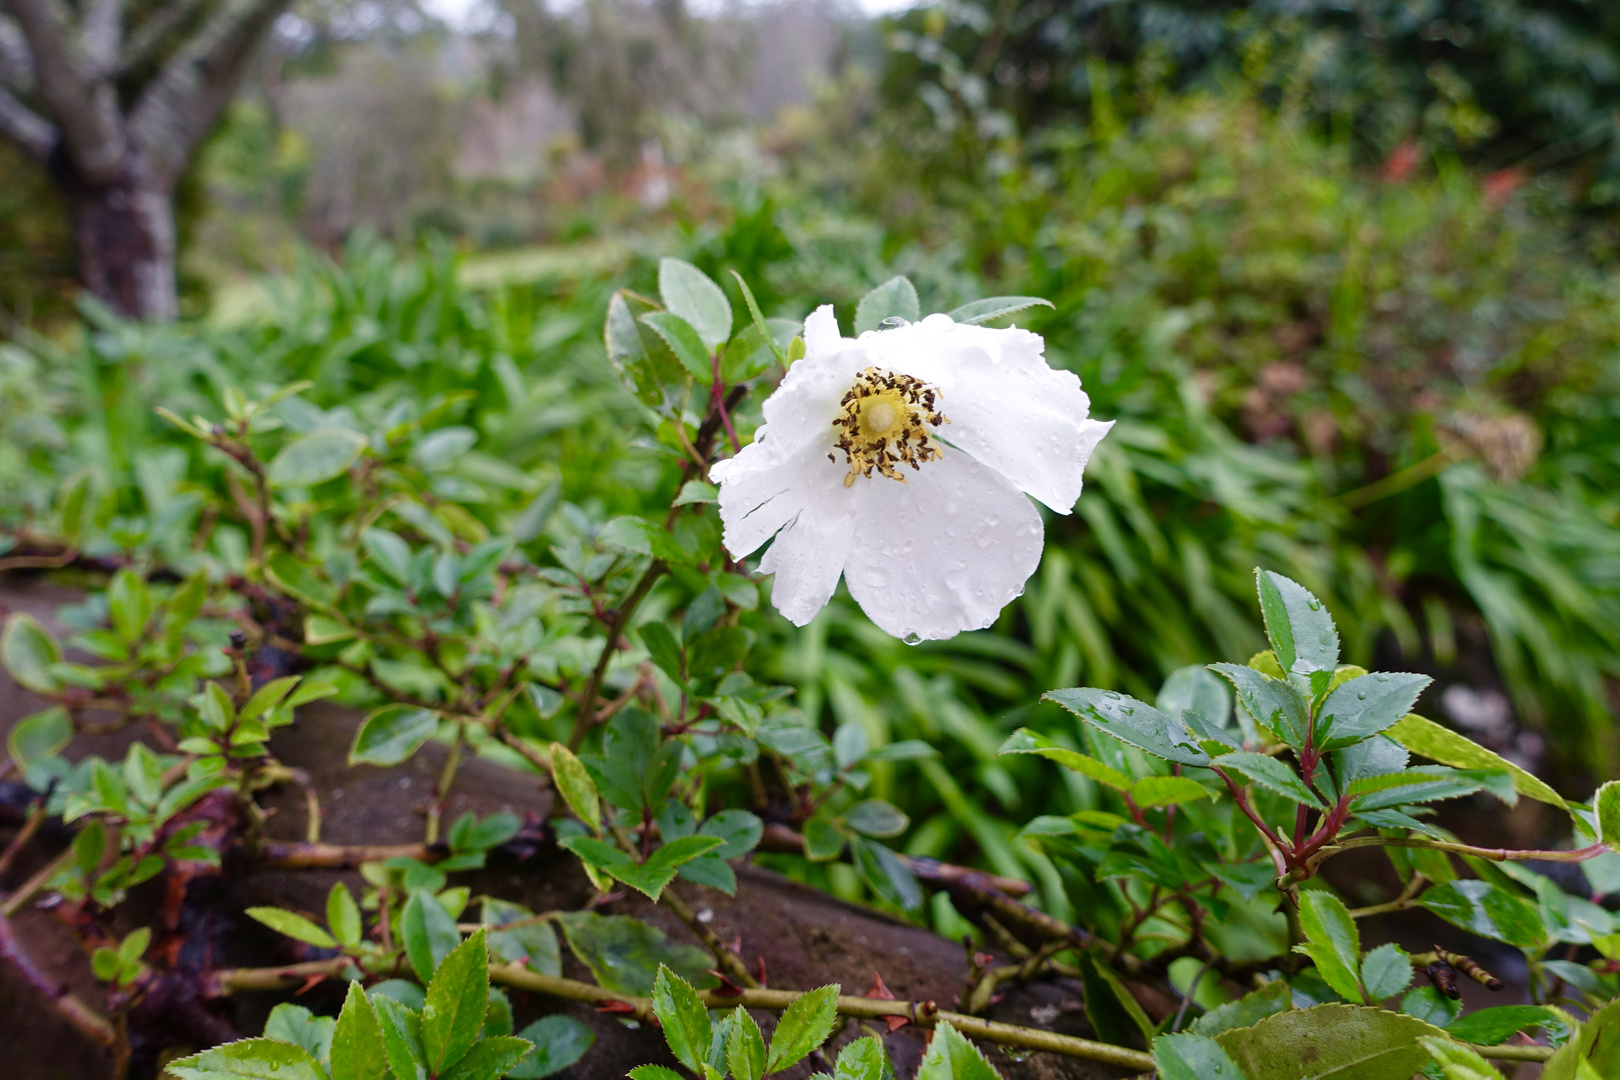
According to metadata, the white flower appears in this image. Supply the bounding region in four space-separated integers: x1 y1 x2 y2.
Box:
710 307 1113 641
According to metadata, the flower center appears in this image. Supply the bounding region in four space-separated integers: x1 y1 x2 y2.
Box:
830 367 948 486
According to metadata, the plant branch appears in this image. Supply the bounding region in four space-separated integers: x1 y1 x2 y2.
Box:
254 841 435 869
0 911 117 1047
660 886 759 989
568 559 665 750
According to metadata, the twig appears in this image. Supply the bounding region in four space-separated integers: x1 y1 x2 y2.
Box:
0 912 117 1047
0 801 46 878
661 887 760 989
255 841 435 869
568 561 665 750
209 957 356 995
1 844 75 917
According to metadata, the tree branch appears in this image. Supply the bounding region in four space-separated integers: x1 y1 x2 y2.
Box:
2 0 122 178
0 911 117 1047
128 0 289 186
116 0 207 78
80 0 122 75
0 80 53 159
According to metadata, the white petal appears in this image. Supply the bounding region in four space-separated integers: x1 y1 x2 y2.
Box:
803 304 845 356
861 318 1109 512
842 453 1043 641
754 454 858 626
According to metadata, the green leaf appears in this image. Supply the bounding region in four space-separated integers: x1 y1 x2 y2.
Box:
1388 714 1567 810
241 676 301 723
914 1021 1001 1080
402 890 463 982
1042 688 1211 766
328 882 362 948
1191 979 1292 1036
548 743 602 836
7 706 71 771
371 996 425 1080
1315 673 1432 750
483 898 561 976
1542 998 1620 1080
726 1007 767 1080
842 799 909 838
629 1068 685 1080
659 258 732 351
1153 1032 1249 1080
167 1040 330 1080
1216 1003 1448 1080
559 835 724 900
349 706 439 767
1417 1037 1498 1080
606 290 688 415
721 318 798 383
653 965 712 1070
2 613 62 693
1215 752 1325 810
1254 570 1340 676
1419 879 1547 949
641 311 713 383
246 906 338 949
554 911 718 994
1597 781 1620 850
1445 1005 1560 1045
832 1035 892 1080
440 1037 533 1080
944 296 1054 325
1208 664 1310 748
640 621 685 682
766 984 841 1073
268 428 368 488
1358 943 1412 1001
422 929 488 1076
1078 951 1155 1048
265 1004 336 1061
1349 768 1506 812
362 528 413 585
1294 892 1363 1003
508 1016 595 1079
854 276 921 334
698 809 764 857
673 480 718 506
997 728 1132 790
728 270 788 367
1130 775 1213 809
330 982 388 1080
108 569 152 643
851 837 922 910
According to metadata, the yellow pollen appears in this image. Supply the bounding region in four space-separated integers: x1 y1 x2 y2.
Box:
830 367 948 486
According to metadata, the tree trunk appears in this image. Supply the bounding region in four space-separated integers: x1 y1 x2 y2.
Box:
57 150 178 322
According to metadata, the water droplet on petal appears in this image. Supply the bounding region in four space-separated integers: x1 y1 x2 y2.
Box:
903 632 921 645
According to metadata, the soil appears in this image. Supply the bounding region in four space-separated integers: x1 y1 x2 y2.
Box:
0 578 1128 1080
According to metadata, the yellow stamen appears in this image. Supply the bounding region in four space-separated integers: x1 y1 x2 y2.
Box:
830 367 947 485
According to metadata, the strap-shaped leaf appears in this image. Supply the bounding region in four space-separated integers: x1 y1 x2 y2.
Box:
1388 714 1567 810
1315 672 1432 749
944 296 1054 325
1209 664 1309 748
1214 751 1324 809
1348 767 1508 812
1042 688 1211 767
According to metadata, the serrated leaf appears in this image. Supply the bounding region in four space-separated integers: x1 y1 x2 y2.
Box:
1153 1032 1248 1080
402 890 462 982
422 930 488 1075
1597 781 1620 850
854 276 920 334
1315 672 1432 750
1359 943 1412 1001
1296 891 1364 1003
606 290 688 415
766 984 841 1073
1043 688 1210 766
166 1039 329 1080
944 296 1053 325
1255 570 1340 676
727 1007 766 1080
1209 664 1310 748
508 1016 594 1079
659 258 732 351
1215 752 1325 809
268 428 367 488
653 965 711 1070
371 995 425 1080
1417 1037 1498 1080
914 1021 1000 1080
265 1003 336 1061
349 706 438 767
246 906 337 949
1191 979 1292 1036
440 1037 533 1080
330 982 387 1080
641 311 713 382
559 835 725 901
833 1035 891 1080
483 898 561 976
1543 998 1620 1080
554 911 718 995
1216 1004 1448 1080
1131 775 1212 809
997 728 1132 790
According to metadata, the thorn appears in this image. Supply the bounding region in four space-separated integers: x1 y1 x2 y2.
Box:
756 954 768 988
865 971 896 1000
709 972 744 997
883 1014 909 1033
597 1000 638 1015
294 974 329 996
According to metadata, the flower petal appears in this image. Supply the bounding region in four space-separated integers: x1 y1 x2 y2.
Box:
862 317 1110 513
842 453 1043 641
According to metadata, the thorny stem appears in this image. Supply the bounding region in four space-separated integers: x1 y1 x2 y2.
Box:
661 887 760 989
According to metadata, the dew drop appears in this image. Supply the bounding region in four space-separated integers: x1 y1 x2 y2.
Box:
903 632 921 645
